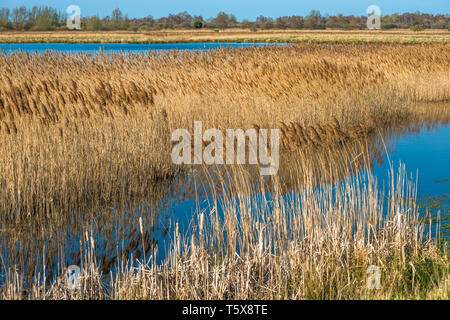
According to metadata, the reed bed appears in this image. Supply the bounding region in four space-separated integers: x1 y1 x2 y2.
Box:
0 43 448 219
0 43 449 299
1 161 448 299
114 164 447 300
0 29 448 44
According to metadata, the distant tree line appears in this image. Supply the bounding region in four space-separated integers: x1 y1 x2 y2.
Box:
0 6 448 31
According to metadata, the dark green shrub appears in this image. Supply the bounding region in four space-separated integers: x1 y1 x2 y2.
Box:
411 23 425 32
193 21 203 29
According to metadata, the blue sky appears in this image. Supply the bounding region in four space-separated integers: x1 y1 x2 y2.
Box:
0 0 448 20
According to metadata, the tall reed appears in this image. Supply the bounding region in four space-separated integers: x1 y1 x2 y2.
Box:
0 44 449 299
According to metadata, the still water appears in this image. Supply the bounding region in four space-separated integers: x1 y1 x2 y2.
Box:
0 42 283 54
166 120 450 250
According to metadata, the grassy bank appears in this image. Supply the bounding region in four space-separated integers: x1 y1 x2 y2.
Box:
0 43 449 299
0 29 449 44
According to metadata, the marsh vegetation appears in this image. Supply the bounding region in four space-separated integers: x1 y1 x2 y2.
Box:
0 43 448 299
0 29 449 44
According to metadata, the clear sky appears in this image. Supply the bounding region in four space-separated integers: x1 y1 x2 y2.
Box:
0 0 448 20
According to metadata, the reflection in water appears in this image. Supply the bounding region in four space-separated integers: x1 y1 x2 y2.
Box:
0 43 284 55
373 119 450 242
0 182 174 287
416 195 449 239
0 111 449 288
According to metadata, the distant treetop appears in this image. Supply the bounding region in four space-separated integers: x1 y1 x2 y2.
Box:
0 6 448 31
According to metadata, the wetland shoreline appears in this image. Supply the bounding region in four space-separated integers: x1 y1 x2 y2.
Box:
0 42 448 299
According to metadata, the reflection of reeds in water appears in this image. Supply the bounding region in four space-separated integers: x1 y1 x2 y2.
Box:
0 43 449 299
4 110 445 293
5 160 447 299
169 130 388 201
0 181 173 294
1 124 449 299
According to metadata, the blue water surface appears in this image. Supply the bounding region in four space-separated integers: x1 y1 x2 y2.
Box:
374 123 450 197
0 42 284 55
